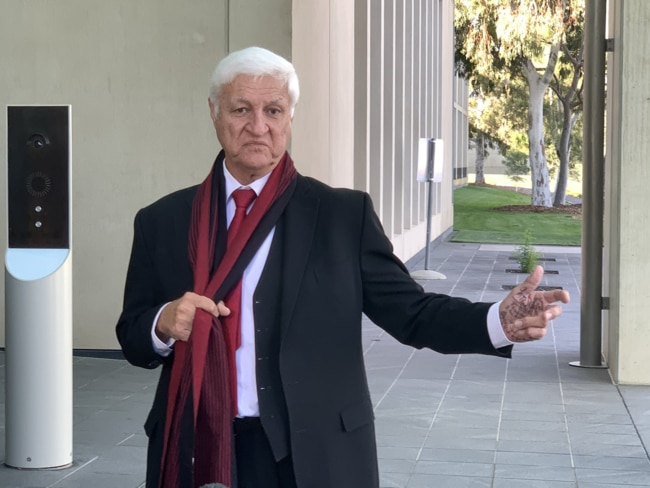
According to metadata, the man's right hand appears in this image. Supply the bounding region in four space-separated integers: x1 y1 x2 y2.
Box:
155 292 231 343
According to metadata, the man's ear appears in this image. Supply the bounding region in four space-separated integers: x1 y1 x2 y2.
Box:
208 98 216 122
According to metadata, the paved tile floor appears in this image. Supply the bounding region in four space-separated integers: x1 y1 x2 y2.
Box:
2 241 650 487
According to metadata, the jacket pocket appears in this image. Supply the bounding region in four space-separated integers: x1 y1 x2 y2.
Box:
340 398 374 433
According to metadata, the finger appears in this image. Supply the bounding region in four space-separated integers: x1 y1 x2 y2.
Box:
514 306 561 329
216 300 231 317
517 325 547 341
542 289 570 304
176 328 191 342
520 265 544 292
190 294 221 317
544 304 563 320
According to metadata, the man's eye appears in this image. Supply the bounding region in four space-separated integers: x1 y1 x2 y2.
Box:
268 108 281 116
233 107 247 114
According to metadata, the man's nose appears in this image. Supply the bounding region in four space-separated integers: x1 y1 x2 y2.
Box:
246 111 268 135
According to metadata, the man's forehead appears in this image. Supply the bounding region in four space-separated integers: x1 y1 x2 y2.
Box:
222 74 288 97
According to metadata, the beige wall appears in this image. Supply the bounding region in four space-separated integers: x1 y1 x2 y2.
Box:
1 1 227 349
291 0 355 187
604 0 650 384
229 0 292 59
345 0 456 260
1 0 460 349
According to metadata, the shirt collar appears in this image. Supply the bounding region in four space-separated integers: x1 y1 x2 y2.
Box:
223 162 271 200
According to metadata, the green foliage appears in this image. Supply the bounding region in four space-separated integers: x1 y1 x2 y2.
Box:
514 229 540 273
454 0 573 81
452 185 581 246
503 150 530 182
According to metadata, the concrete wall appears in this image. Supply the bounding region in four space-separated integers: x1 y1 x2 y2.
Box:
604 0 650 384
229 0 292 59
1 0 460 349
291 0 355 187
0 0 289 349
349 0 456 260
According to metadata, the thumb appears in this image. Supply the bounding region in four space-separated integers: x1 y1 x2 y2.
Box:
521 265 544 291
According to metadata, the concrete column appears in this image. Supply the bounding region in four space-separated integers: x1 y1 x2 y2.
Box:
605 0 650 384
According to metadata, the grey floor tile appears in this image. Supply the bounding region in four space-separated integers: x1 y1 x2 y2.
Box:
565 412 634 425
425 435 497 451
579 485 650 488
494 463 576 482
575 467 650 485
418 448 495 464
569 431 643 447
50 472 145 488
406 474 492 487
497 439 571 454
379 471 411 488
502 400 567 414
569 422 638 435
378 446 421 461
379 458 417 474
573 454 650 471
498 428 569 443
504 383 564 404
0 455 97 488
570 442 648 458
499 408 566 422
412 460 493 477
495 451 573 467
499 418 568 433
493 479 575 488
376 434 429 448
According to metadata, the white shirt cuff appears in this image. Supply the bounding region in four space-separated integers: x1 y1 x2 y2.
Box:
151 303 175 357
487 301 514 349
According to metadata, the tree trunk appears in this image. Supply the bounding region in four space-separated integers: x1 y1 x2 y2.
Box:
553 102 576 206
522 44 561 207
475 134 486 185
552 36 583 207
524 66 552 207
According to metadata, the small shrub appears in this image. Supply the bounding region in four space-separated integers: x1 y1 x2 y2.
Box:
514 229 540 273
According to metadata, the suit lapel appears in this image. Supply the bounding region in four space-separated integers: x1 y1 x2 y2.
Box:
279 177 319 336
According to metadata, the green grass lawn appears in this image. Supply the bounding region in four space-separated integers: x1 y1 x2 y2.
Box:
452 185 582 246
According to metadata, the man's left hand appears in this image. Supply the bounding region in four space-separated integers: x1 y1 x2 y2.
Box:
499 265 570 342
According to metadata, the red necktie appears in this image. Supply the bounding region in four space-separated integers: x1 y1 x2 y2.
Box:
222 187 257 413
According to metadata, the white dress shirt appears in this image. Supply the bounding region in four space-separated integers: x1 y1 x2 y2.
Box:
151 166 512 417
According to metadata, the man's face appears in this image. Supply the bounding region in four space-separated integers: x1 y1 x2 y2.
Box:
210 74 293 184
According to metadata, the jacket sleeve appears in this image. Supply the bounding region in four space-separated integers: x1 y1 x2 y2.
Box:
359 193 511 358
116 209 170 369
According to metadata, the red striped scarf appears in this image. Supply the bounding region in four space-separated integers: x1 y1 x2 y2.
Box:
159 151 297 487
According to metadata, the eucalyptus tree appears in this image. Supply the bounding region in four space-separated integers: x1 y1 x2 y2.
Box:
455 0 584 207
548 7 584 205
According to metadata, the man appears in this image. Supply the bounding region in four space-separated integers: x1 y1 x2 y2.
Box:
116 46 569 488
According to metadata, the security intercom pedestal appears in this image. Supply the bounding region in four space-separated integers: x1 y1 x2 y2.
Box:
411 138 446 281
5 105 73 469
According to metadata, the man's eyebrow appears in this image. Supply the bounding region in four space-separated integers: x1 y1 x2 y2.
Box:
229 97 286 105
232 97 251 105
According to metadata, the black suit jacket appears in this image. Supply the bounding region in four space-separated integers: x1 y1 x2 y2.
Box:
116 173 511 488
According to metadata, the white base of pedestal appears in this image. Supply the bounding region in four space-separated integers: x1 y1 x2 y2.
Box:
410 270 446 280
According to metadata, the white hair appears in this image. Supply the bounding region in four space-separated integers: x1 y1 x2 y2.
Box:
208 46 300 116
